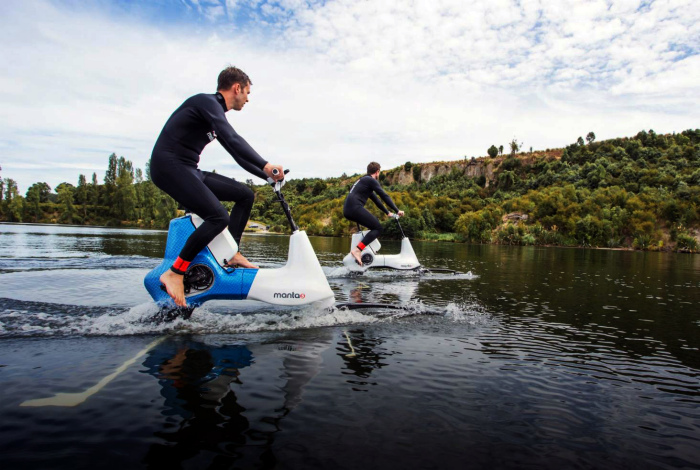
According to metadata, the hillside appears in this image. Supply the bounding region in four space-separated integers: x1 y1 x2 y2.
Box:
251 130 699 252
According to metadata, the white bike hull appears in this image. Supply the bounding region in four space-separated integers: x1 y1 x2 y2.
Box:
248 230 335 304
343 232 421 272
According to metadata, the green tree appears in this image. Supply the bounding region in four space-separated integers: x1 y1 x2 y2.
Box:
488 145 498 158
90 173 100 217
312 180 326 196
57 184 76 223
421 207 436 230
26 182 51 203
24 182 51 220
586 132 596 145
114 156 136 220
140 180 159 224
102 153 118 208
105 153 118 186
76 174 89 222
497 170 517 189
25 185 42 222
509 138 520 157
55 182 75 194
3 178 22 221
412 165 421 182
134 168 144 221
3 178 19 203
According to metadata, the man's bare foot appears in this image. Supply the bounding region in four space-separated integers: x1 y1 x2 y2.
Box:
350 247 363 266
160 270 187 307
226 252 259 269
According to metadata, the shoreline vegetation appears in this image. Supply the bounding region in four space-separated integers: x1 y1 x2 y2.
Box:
2 129 698 253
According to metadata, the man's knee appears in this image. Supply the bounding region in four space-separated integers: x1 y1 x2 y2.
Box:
239 186 255 208
207 206 230 231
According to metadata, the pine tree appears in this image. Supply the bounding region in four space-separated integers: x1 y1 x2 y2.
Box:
102 153 118 209
115 156 136 220
76 174 88 222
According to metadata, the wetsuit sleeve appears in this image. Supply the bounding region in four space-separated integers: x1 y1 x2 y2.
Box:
202 101 269 180
370 178 399 213
369 193 389 215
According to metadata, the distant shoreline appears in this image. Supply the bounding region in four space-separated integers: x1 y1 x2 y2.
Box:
2 221 696 254
0 221 164 231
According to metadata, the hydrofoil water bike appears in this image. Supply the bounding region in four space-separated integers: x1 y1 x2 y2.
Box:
144 170 334 320
342 216 460 275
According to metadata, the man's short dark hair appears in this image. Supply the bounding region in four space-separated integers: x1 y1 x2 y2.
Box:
367 162 381 175
217 66 252 91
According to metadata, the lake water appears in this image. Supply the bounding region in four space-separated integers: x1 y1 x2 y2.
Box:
0 222 699 469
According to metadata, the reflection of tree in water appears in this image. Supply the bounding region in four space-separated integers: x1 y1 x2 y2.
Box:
141 336 328 469
337 330 393 391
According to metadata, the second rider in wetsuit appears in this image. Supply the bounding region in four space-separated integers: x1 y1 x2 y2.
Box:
343 162 404 266
150 66 284 307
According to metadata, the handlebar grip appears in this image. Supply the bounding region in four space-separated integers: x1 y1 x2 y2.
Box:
267 169 290 188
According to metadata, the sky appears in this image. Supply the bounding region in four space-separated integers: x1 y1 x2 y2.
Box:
1 0 698 193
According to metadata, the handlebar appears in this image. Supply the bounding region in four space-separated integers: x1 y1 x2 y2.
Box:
267 169 298 232
267 169 289 191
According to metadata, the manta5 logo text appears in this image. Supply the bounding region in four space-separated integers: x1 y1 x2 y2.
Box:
273 292 306 299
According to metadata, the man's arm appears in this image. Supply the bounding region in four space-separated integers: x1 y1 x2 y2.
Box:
369 193 389 214
203 100 269 180
370 179 399 213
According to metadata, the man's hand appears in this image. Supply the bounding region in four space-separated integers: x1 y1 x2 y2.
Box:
263 163 284 181
397 210 405 217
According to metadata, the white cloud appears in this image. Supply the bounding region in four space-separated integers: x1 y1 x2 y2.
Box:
0 0 698 194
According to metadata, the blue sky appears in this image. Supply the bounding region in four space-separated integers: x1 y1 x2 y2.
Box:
1 0 699 193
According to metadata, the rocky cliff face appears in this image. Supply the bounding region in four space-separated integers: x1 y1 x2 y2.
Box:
384 157 500 187
383 151 562 187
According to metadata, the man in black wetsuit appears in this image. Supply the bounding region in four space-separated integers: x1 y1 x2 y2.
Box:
343 162 404 266
150 66 284 307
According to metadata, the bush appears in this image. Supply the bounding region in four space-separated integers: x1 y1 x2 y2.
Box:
412 165 421 182
633 234 652 250
495 223 525 245
522 233 536 245
455 208 501 242
500 157 521 171
675 233 698 252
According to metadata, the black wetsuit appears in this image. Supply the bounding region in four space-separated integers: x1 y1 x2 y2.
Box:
343 175 399 248
150 92 268 272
